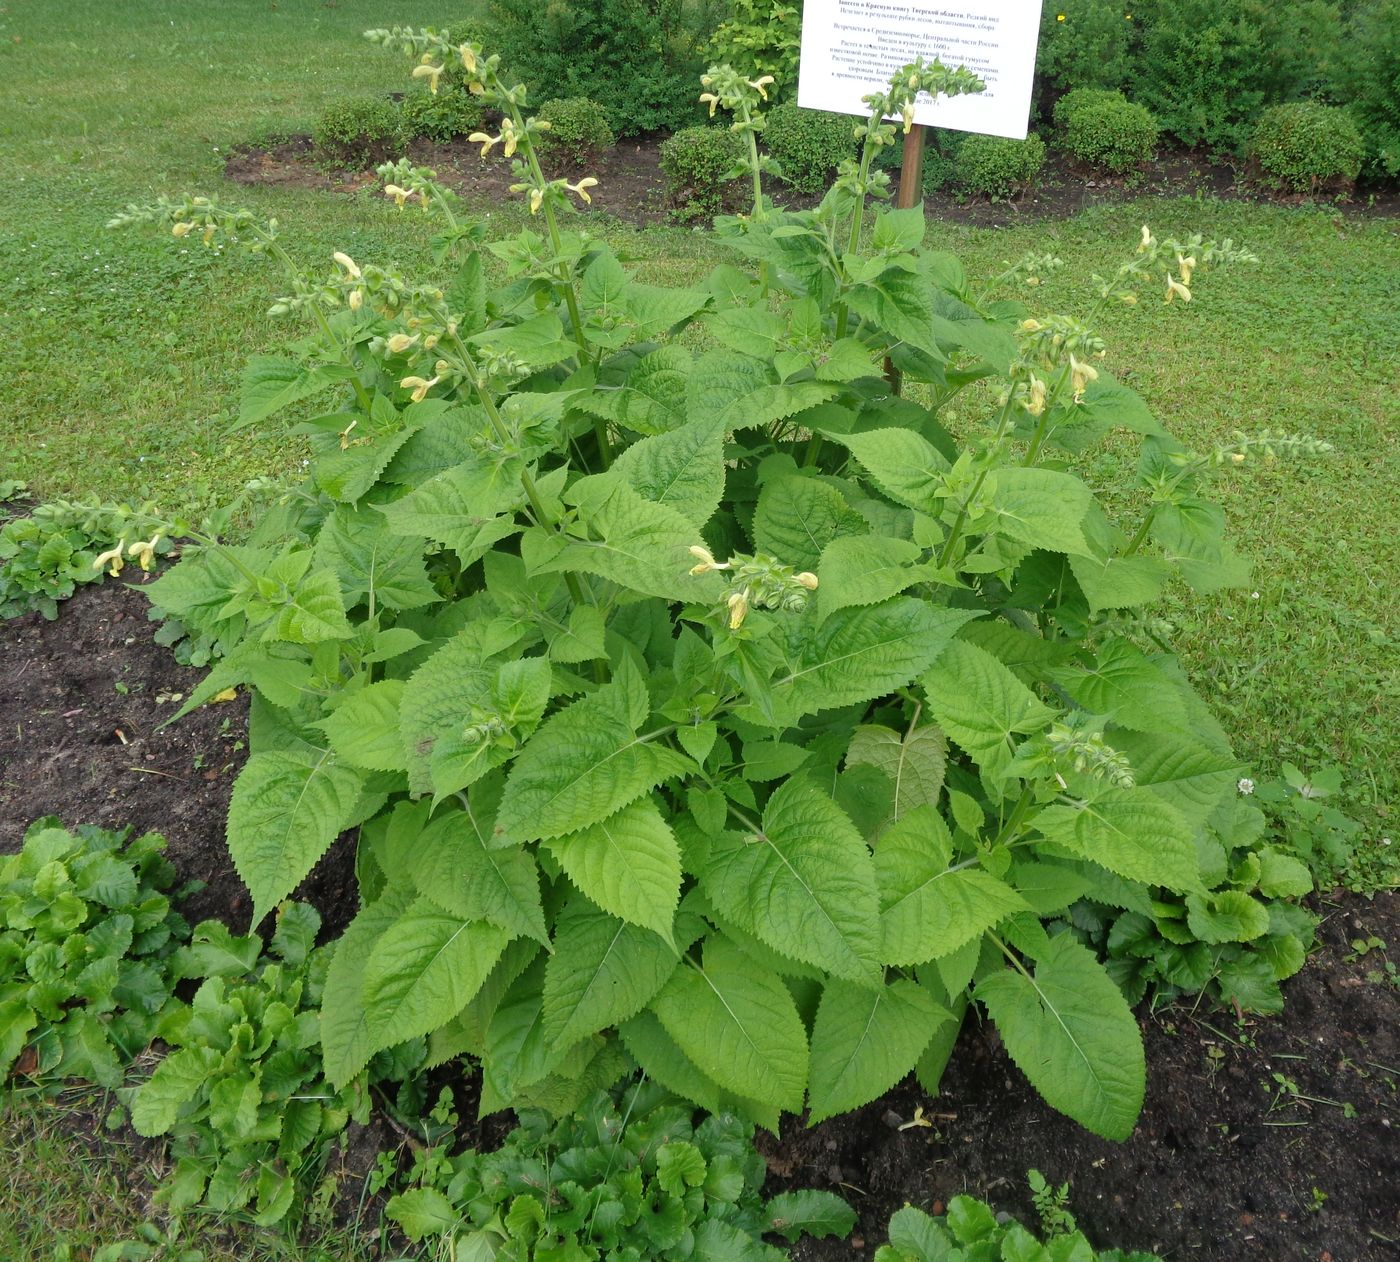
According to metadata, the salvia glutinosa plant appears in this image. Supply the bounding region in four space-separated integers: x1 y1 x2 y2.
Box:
108 27 1330 1142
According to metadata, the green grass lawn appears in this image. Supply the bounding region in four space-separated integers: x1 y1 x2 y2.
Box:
0 3 1397 1249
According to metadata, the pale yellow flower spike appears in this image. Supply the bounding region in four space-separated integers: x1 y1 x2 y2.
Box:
384 183 411 209
468 131 499 159
1139 224 1152 251
459 44 476 74
501 120 519 159
332 251 361 279
528 187 544 215
699 92 720 118
412 60 444 94
127 535 163 572
1177 254 1197 286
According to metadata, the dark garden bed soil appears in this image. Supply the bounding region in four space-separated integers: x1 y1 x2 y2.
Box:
3 580 1398 1260
223 133 1400 228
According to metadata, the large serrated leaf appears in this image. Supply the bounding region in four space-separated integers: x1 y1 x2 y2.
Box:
922 638 1055 781
1035 789 1201 892
815 535 929 623
582 346 691 435
312 504 438 612
845 722 946 828
317 680 408 773
130 1046 222 1136
611 416 725 531
875 806 1029 964
228 750 365 927
377 452 526 560
976 934 1145 1140
410 797 549 944
985 468 1093 556
831 428 950 514
765 1190 858 1242
1110 731 1241 831
497 665 690 842
753 475 867 572
542 900 680 1051
238 356 356 429
359 898 510 1048
775 601 977 720
650 935 809 1113
807 978 949 1124
704 779 881 984
1051 639 1191 734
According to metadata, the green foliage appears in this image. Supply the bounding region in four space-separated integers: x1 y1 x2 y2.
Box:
704 1 803 101
1333 1 1400 180
0 497 171 620
1053 89 1159 175
534 97 616 169
1252 765 1372 891
1 820 188 1089
484 0 725 136
763 103 858 196
121 44 1287 1146
123 903 370 1226
953 133 1047 201
1250 101 1365 193
1035 3 1137 99
312 95 404 170
401 88 485 143
874 1181 1161 1260
386 1080 855 1256
660 125 746 219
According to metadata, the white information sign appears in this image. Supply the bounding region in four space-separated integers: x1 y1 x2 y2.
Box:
797 1 1044 139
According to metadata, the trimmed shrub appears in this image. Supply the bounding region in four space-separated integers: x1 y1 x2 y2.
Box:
485 0 725 136
1251 101 1365 193
953 132 1047 200
313 96 404 170
534 96 616 168
400 89 486 143
762 102 857 194
1054 88 1159 173
1334 0 1400 181
659 124 745 219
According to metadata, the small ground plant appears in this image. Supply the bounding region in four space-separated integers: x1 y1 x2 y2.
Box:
109 32 1334 1150
387 1080 855 1257
1 820 188 1089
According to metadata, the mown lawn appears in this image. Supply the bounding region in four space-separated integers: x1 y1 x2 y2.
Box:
0 2 1396 1251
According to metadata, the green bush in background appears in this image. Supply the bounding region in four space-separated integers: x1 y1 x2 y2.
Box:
1251 101 1365 193
659 124 745 218
762 101 857 195
312 95 404 170
1054 88 1160 174
953 133 1047 200
1335 0 1400 179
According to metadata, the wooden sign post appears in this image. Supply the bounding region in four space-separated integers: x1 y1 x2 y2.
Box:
897 125 927 210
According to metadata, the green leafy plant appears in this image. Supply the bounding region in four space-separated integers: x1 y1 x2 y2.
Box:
123 904 367 1226
312 95 405 171
115 36 1299 1148
484 0 724 136
534 97 616 170
1035 3 1137 102
387 1079 855 1257
0 496 172 620
1053 89 1159 175
762 102 858 196
1 819 189 1089
874 1185 1161 1261
703 1 802 101
953 133 1047 201
660 124 747 219
1075 782 1318 1015
1250 101 1365 194
1251 764 1369 890
1334 0 1400 180
401 87 486 143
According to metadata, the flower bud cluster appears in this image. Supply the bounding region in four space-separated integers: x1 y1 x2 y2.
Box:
689 547 818 629
1211 428 1334 466
1045 714 1136 789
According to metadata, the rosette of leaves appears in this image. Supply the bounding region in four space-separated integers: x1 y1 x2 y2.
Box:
1075 791 1317 1015
0 819 189 1088
387 1080 855 1259
126 47 1274 1145
875 1196 1160 1261
124 904 365 1225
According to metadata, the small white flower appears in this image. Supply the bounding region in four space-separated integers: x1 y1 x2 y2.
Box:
1250 591 1260 600
1237 777 1256 795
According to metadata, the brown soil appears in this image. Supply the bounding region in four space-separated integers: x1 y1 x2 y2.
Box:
2 580 1397 1259
223 133 1400 228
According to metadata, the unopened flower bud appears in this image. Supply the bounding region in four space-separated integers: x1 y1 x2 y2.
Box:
348 288 364 311
1165 275 1191 304
794 571 819 590
727 590 750 630
171 221 192 238
386 333 417 353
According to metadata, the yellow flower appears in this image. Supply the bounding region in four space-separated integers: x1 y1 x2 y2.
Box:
1176 253 1197 286
171 221 192 238
794 571 819 590
567 177 598 204
688 544 727 575
348 288 364 311
1057 13 1066 21
1139 223 1152 251
1165 274 1192 304
201 225 216 246
469 131 499 158
528 187 544 214
747 75 775 100
699 92 720 117
901 103 915 134
412 58 444 94
727 590 750 630
127 534 162 571
93 546 125 577
384 183 411 208
1025 374 1048 416
501 119 519 158
386 333 418 354
332 251 361 279
459 43 477 74
1019 318 1043 333
400 374 440 403
1069 354 1098 398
